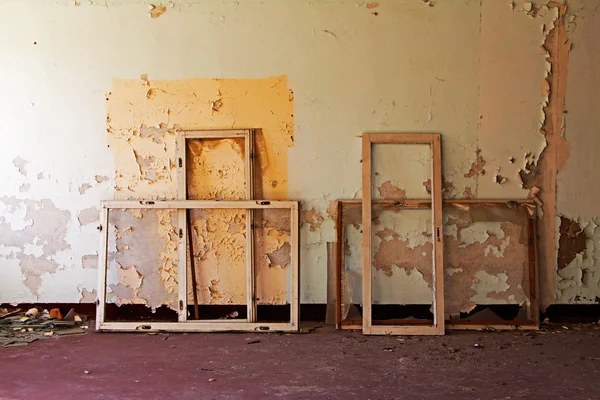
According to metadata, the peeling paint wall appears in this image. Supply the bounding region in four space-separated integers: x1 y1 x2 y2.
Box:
554 1 600 303
0 0 597 307
341 204 530 313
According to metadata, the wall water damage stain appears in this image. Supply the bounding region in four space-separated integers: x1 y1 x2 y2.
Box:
105 75 294 309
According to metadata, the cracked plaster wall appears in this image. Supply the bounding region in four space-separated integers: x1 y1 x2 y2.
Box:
554 1 600 304
0 0 594 307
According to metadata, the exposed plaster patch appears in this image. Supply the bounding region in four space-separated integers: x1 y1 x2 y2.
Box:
266 242 291 269
463 187 474 199
0 197 71 298
187 138 246 200
372 266 432 304
95 175 109 184
188 209 247 304
77 206 99 225
464 149 485 178
484 237 511 258
79 288 96 303
555 215 600 303
117 263 143 290
470 271 512 304
446 267 463 276
37 172 44 180
557 216 586 270
422 178 455 197
81 254 97 269
494 168 508 185
326 200 338 221
458 221 505 247
12 157 28 176
108 209 177 309
300 206 324 232
150 4 167 19
377 180 406 200
19 183 30 192
79 183 92 194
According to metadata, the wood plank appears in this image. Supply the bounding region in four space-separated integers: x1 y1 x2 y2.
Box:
103 200 298 210
530 213 541 327
186 209 199 320
447 324 539 331
182 130 250 139
366 133 438 144
177 209 188 322
368 325 444 336
290 203 300 328
98 321 298 333
335 201 343 328
95 207 109 330
361 133 372 334
245 129 256 322
431 133 445 335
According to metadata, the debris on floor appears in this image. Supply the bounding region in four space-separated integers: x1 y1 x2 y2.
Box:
0 307 89 348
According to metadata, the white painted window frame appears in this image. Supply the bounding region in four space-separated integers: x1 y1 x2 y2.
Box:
95 200 299 333
176 129 257 322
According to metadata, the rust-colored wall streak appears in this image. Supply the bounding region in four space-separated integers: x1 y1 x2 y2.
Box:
527 4 571 309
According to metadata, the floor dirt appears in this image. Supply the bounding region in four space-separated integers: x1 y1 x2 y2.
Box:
1 323 599 399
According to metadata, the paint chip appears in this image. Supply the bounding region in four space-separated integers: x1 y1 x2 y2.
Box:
79 183 92 195
95 175 109 184
211 98 223 112
301 207 324 232
13 157 28 176
366 2 379 9
78 206 99 225
150 4 167 19
378 181 406 200
464 149 485 178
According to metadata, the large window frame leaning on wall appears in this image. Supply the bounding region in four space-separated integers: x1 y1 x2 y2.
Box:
176 129 255 321
335 199 539 331
95 200 299 333
362 133 445 335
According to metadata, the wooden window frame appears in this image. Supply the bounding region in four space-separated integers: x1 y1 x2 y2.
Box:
95 200 299 333
336 199 539 331
362 133 444 335
175 130 257 322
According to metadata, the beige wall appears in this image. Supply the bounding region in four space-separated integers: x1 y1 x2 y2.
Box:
0 0 597 308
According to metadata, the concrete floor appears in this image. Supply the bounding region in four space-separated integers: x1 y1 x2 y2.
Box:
1 323 600 399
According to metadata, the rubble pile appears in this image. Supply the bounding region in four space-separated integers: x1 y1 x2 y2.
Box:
0 307 89 348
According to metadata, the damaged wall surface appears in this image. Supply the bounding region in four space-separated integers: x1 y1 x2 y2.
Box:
555 0 600 304
0 0 598 308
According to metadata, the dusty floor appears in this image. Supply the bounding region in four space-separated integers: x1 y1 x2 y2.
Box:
1 323 599 400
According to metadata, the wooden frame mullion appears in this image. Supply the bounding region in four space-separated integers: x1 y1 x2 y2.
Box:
362 133 445 335
94 207 109 331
